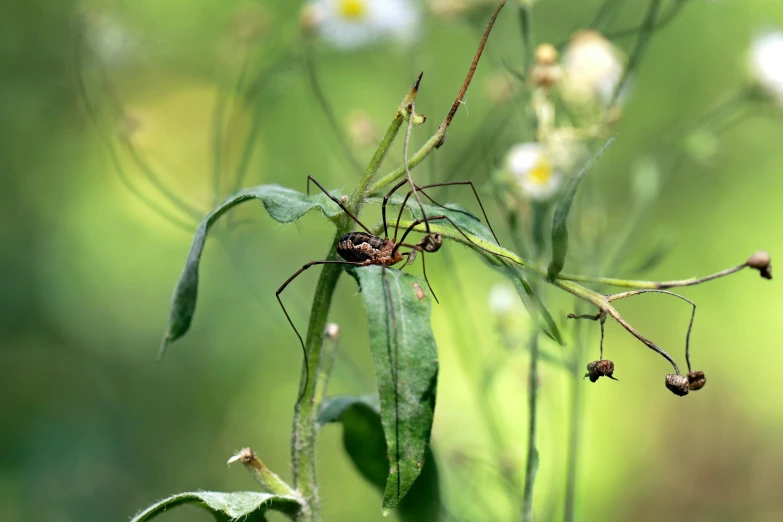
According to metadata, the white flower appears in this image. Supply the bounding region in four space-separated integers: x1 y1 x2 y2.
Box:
305 0 421 49
488 284 517 316
561 30 625 107
505 143 562 201
749 30 783 106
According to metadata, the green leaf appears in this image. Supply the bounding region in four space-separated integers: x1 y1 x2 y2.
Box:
547 137 615 281
319 395 441 522
159 184 343 358
131 491 301 522
502 262 563 345
348 266 439 516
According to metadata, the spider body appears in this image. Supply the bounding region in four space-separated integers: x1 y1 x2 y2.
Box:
336 232 404 266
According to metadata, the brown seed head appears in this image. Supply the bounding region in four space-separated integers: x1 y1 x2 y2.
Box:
665 374 690 396
585 359 617 382
746 250 772 280
687 370 706 391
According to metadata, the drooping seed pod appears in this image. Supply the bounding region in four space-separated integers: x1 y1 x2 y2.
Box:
584 359 617 383
746 250 772 280
665 374 690 396
687 370 706 391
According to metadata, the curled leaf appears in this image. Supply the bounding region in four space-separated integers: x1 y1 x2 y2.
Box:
131 491 301 522
159 184 342 358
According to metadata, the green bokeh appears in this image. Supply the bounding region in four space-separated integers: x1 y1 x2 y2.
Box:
2 1 782 521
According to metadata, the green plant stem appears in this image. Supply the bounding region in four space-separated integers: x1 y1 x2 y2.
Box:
368 0 507 194
557 263 748 289
290 86 414 520
562 321 585 522
290 234 347 521
604 0 685 40
518 3 534 76
606 0 662 110
521 328 539 522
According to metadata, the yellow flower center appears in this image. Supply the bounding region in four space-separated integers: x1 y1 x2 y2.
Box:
338 0 367 20
529 156 553 185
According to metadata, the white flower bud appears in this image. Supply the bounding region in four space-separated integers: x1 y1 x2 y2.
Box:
323 322 341 341
561 30 625 108
749 30 783 106
488 284 517 316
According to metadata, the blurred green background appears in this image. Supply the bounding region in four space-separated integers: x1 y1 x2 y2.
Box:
2 1 782 521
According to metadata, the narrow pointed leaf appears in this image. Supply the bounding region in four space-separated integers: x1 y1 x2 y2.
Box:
319 395 441 522
547 137 615 281
131 491 301 522
503 262 563 345
348 266 438 515
160 184 343 358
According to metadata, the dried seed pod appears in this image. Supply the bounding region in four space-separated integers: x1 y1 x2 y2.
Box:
665 374 689 396
746 250 772 280
687 370 706 391
584 359 617 382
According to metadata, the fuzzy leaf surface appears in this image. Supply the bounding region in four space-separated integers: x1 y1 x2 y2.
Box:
319 395 441 522
159 184 342 357
131 491 301 522
548 137 615 280
348 266 438 515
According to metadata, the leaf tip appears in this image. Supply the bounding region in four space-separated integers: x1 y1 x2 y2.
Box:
382 507 392 517
157 335 171 361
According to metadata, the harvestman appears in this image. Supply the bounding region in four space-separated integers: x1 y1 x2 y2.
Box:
276 175 502 391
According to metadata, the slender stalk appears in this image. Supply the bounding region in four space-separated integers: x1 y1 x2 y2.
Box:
606 0 663 110
229 448 301 499
557 263 748 289
290 234 347 521
290 81 415 521
368 0 507 194
604 0 686 40
518 3 534 77
302 39 364 176
521 328 540 522
563 320 585 522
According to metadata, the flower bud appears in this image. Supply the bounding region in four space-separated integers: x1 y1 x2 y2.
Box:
530 43 563 88
584 359 617 382
746 250 772 280
323 322 340 341
687 370 706 391
665 374 689 396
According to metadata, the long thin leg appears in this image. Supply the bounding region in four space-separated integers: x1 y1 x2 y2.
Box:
607 289 697 371
393 215 506 263
382 179 500 245
276 259 365 400
397 242 439 304
395 182 500 245
306 175 372 234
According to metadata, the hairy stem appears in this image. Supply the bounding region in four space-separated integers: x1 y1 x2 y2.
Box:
290 79 416 520
290 233 347 521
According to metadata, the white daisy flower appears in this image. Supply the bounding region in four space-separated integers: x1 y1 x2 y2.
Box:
305 0 421 50
749 30 783 106
488 283 517 316
561 30 625 107
505 142 562 201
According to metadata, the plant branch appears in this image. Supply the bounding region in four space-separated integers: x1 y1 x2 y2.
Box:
557 262 748 289
521 326 540 522
368 0 507 194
